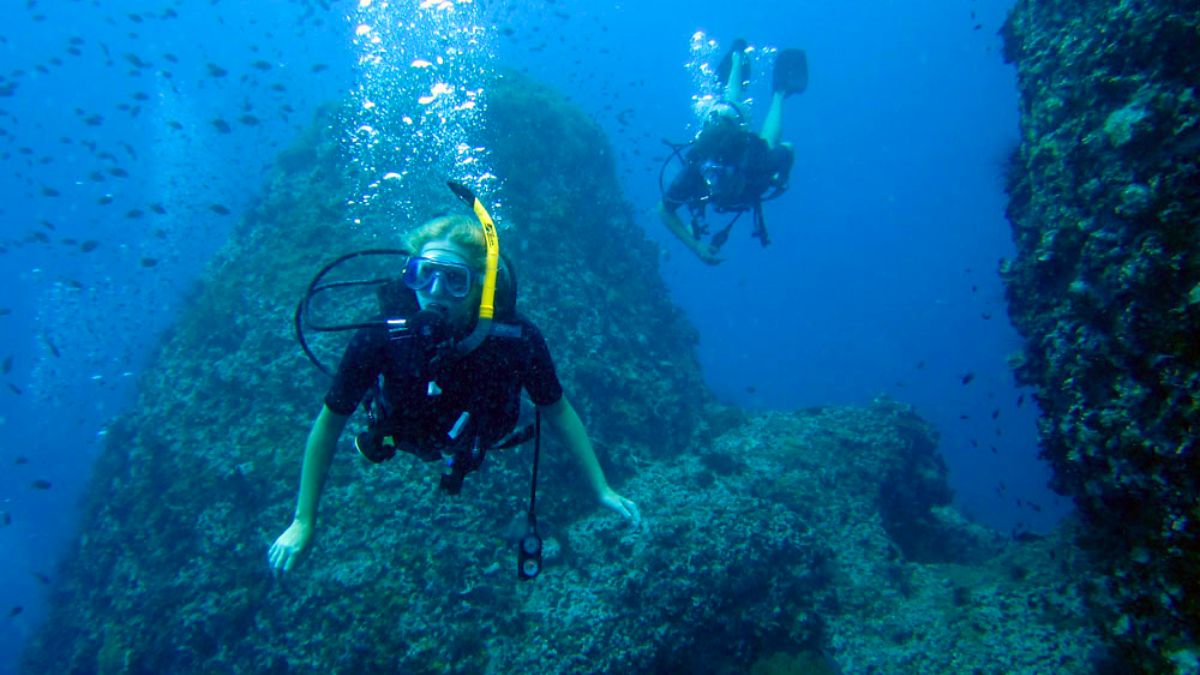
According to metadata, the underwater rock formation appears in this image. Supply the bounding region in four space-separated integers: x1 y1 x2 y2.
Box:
23 70 1101 673
1001 1 1200 670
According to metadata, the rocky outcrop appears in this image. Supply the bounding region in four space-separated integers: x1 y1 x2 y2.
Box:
1001 1 1200 670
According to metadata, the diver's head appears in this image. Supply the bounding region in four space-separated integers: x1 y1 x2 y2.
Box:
703 100 747 132
403 214 485 331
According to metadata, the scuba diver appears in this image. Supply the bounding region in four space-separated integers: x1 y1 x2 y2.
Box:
269 184 641 579
657 39 808 265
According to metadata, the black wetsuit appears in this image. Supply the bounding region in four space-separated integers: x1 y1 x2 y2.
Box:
664 121 793 241
325 314 563 455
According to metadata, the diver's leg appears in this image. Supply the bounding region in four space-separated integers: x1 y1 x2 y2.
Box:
760 90 785 149
761 48 808 148
724 49 746 103
717 38 749 104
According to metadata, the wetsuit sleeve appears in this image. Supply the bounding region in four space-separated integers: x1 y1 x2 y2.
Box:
664 162 706 212
323 326 385 416
522 324 564 407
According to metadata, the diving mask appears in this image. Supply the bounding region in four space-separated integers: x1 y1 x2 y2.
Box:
402 256 475 299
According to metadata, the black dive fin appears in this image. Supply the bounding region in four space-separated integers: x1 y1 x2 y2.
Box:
772 49 808 97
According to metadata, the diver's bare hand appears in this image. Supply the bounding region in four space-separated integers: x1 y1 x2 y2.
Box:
599 488 642 529
694 243 724 265
268 519 313 576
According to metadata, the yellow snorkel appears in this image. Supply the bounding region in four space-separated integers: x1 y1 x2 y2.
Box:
447 180 498 355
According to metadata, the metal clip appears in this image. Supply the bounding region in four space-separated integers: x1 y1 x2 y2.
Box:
448 411 470 440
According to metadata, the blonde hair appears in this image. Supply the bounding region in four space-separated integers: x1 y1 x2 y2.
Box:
404 214 486 271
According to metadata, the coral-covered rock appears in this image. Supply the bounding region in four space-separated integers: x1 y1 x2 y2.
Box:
1001 0 1200 670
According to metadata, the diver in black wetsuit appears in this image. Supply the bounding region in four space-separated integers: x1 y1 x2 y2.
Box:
658 39 808 265
269 210 641 577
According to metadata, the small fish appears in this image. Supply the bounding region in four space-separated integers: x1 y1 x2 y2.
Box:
310 63 328 73
8 383 22 395
31 572 49 584
107 167 129 178
14 456 28 464
991 408 1000 420
43 335 60 358
31 479 51 489
149 202 166 214
209 204 231 215
1016 394 1025 407
211 119 231 134
8 606 21 618
251 59 272 71
2 355 11 373
79 240 100 252
41 186 60 197
960 372 975 385
207 63 228 78
238 114 260 126
1 511 10 526
125 209 144 219
97 195 113 205
140 257 158 267
980 312 992 320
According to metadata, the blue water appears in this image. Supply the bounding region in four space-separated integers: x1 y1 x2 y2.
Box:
0 1 1064 671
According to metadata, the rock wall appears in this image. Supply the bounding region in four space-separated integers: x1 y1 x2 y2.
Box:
1000 1 1200 670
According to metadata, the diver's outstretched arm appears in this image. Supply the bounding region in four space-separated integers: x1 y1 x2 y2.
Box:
656 201 724 265
268 404 349 575
539 396 642 527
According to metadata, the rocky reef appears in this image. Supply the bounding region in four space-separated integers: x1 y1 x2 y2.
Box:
22 70 1104 673
1001 1 1200 671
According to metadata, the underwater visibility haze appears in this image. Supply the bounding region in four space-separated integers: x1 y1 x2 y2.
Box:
0 0 1198 672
